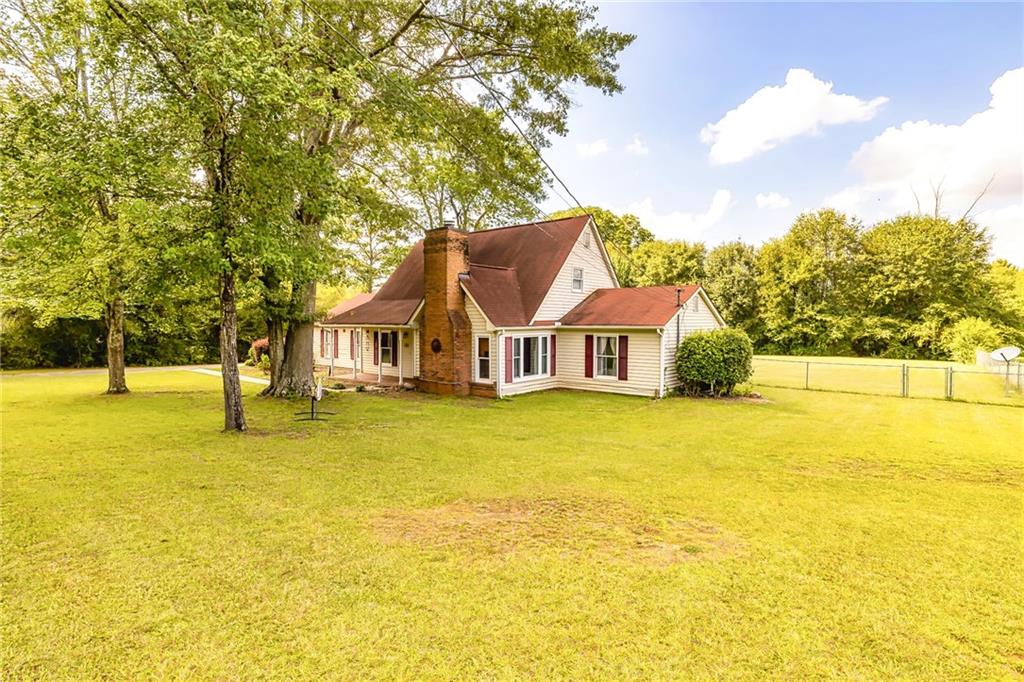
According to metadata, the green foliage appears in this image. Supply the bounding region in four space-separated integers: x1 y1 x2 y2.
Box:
631 240 706 287
942 318 1006 364
703 241 760 339
757 209 862 355
674 328 753 396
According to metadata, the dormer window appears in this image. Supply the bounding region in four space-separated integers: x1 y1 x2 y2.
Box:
572 267 584 292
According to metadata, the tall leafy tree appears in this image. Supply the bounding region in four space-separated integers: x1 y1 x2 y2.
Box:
631 240 706 288
101 0 331 429
0 0 185 393
704 241 760 339
857 214 991 356
757 209 862 354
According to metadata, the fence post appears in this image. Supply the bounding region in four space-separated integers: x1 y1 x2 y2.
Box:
945 367 952 400
901 364 908 397
804 361 810 390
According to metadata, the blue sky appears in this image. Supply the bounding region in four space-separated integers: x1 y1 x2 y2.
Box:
538 2 1024 262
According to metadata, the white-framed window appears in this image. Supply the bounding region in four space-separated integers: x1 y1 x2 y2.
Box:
595 335 617 378
379 331 392 365
512 334 549 381
475 335 491 382
583 230 591 248
692 295 700 312
571 267 584 292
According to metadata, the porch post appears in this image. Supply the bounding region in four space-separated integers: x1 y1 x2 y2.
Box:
398 330 404 386
353 328 359 381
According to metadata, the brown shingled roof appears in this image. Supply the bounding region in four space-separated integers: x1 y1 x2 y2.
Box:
558 285 701 327
325 292 373 319
326 215 591 327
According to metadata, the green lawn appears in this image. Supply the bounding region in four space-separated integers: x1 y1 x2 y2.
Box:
2 369 1022 678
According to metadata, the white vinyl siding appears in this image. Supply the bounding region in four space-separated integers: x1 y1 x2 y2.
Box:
556 330 662 397
532 220 615 322
661 289 724 392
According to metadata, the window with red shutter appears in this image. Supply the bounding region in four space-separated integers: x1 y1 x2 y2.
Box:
584 334 594 378
333 330 339 357
373 331 379 365
319 329 325 356
390 331 398 367
350 330 355 360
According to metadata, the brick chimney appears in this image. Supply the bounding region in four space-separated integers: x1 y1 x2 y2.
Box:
418 221 472 395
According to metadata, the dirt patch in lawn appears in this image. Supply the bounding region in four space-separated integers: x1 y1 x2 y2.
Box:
791 458 1023 488
370 496 741 566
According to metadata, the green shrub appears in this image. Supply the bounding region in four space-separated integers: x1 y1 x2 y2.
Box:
942 317 1004 364
675 328 753 396
256 354 271 373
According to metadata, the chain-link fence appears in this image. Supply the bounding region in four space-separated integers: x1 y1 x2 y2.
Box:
752 356 1024 406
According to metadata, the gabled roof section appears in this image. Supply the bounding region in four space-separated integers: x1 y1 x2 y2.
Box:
459 265 526 327
558 285 701 327
325 215 590 327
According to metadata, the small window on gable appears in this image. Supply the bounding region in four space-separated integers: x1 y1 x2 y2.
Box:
692 295 700 313
572 267 584 292
583 230 590 248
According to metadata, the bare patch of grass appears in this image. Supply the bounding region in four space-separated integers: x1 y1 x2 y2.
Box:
370 496 741 567
791 458 1024 487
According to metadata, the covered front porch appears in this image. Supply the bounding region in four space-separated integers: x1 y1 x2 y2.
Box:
315 324 419 387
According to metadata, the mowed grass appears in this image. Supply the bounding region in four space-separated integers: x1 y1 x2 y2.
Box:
754 354 1024 405
1 369 1022 679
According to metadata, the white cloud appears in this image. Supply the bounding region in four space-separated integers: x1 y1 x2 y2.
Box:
756 192 792 209
622 190 733 241
700 68 888 164
823 67 1024 263
976 204 1023 264
576 138 609 158
625 134 649 156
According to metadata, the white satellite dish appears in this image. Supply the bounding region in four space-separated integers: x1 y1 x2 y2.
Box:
991 346 1021 363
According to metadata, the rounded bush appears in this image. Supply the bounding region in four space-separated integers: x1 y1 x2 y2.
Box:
675 328 753 396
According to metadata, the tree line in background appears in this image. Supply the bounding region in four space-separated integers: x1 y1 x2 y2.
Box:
1 0 634 430
551 206 1024 362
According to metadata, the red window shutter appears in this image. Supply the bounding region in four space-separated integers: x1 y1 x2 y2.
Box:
584 334 594 378
618 334 628 381
333 330 339 357
349 330 355 360
373 331 379 365
550 335 557 376
504 336 513 383
319 329 325 356
390 331 398 367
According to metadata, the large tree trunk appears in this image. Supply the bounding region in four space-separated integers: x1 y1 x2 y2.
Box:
268 281 316 397
105 297 128 394
262 317 286 395
218 272 247 431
